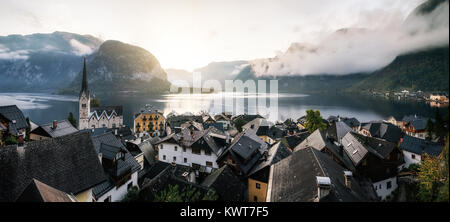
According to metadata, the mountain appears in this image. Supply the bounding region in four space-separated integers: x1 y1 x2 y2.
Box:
63 40 170 94
349 46 449 93
0 31 102 91
165 61 248 87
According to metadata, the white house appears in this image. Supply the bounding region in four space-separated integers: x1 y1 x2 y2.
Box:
91 132 141 202
399 135 444 169
155 127 228 173
372 177 398 201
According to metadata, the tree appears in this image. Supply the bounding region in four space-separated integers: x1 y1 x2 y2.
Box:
417 154 441 201
304 109 327 133
121 186 140 202
4 135 18 145
67 112 77 128
153 184 217 202
437 136 449 202
233 118 246 132
90 98 100 108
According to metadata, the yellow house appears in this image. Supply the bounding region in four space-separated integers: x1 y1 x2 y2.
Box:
134 105 166 134
247 142 291 202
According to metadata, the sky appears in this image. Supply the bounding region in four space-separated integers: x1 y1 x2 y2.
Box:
0 0 431 71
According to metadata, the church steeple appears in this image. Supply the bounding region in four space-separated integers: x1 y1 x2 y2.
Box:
80 57 88 96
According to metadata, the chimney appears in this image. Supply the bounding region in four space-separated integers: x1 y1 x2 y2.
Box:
344 171 352 189
316 176 331 200
52 120 57 129
98 153 103 164
115 129 118 135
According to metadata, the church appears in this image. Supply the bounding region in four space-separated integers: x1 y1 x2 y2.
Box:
78 58 124 130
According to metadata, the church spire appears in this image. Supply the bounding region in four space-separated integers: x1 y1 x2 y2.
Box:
80 57 89 97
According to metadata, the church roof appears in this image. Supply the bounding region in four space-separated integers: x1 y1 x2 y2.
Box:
79 57 89 98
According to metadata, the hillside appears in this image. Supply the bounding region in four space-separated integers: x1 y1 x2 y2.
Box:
0 31 102 91
63 40 170 94
349 46 449 93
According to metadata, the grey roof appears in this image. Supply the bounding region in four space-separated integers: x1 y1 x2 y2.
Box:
0 131 107 201
283 132 310 149
201 165 246 201
327 121 352 143
341 132 397 166
79 57 89 98
242 118 272 136
219 129 269 175
269 147 370 202
91 132 141 199
342 117 360 128
400 135 443 156
294 129 329 151
91 106 123 119
360 121 403 143
32 120 78 138
0 105 28 135
248 141 292 176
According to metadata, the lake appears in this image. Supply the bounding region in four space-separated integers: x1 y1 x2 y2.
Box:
0 92 446 127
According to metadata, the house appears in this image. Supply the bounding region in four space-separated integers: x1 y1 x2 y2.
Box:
201 165 246 201
202 114 216 124
231 114 263 124
155 127 229 173
399 135 444 169
134 104 166 136
297 116 307 130
217 129 269 176
267 123 288 141
78 58 123 130
341 132 402 200
89 106 124 129
16 179 78 202
358 121 404 144
29 120 78 141
0 105 28 145
138 163 209 201
429 93 449 103
214 113 232 130
400 115 429 139
180 121 204 132
385 116 398 126
0 131 107 202
326 121 352 144
294 129 355 171
166 114 203 131
91 132 141 202
267 147 373 202
247 142 291 202
242 118 274 144
328 116 360 130
282 132 310 150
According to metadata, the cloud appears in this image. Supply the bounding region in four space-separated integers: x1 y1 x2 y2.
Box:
250 1 449 77
70 39 94 56
0 44 29 60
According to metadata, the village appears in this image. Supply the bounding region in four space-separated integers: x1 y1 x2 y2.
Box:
370 90 449 108
0 60 448 202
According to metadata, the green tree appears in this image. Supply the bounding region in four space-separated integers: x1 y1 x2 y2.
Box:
121 186 140 202
67 112 77 128
233 118 246 132
153 184 215 202
4 135 18 145
304 109 327 133
437 136 449 201
90 98 100 108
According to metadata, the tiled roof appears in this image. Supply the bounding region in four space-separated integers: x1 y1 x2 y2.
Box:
32 120 78 138
0 131 107 201
16 179 76 202
0 105 28 135
360 121 403 143
327 121 352 143
248 141 292 176
400 135 443 156
201 165 246 201
269 147 370 202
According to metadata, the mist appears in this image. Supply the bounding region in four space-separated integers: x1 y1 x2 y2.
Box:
249 1 449 77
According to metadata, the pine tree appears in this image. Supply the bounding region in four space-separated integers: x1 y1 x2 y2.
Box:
67 112 77 128
304 109 327 133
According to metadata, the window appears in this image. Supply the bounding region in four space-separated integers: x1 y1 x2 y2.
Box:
92 125 96 128
205 149 211 156
192 147 201 155
184 158 187 163
160 144 163 149
116 152 124 160
253 196 258 202
174 146 178 151
256 183 261 189
183 147 186 152
112 124 116 128
173 156 176 162
163 155 166 160
206 161 213 167
102 124 106 127
127 183 133 190
82 104 86 108
387 181 392 189
412 154 416 159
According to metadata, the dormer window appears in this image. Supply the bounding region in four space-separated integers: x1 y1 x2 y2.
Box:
116 152 124 161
